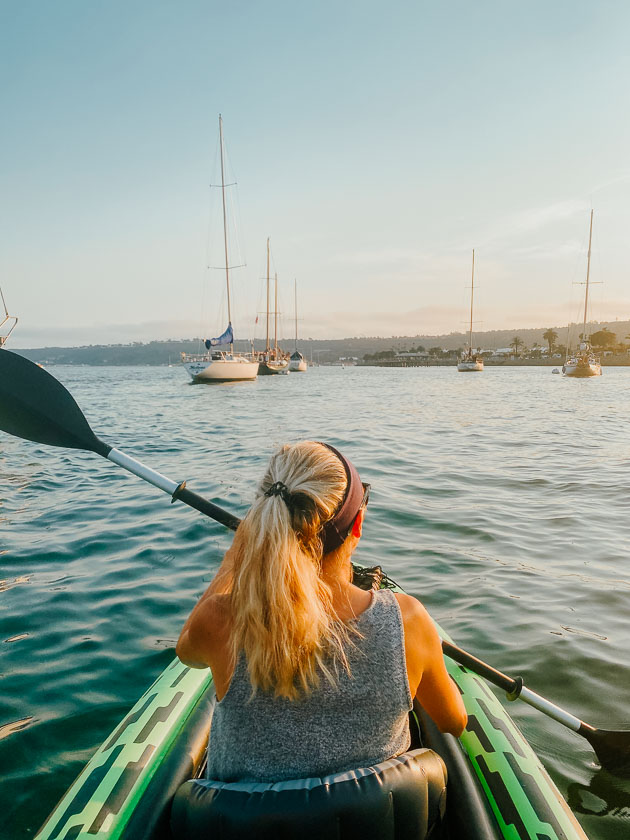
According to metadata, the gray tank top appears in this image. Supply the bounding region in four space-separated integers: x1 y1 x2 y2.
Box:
207 588 413 782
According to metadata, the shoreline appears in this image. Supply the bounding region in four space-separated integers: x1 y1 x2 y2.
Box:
359 356 630 368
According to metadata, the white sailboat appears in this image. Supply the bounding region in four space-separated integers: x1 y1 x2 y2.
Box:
182 116 258 383
288 279 307 372
257 240 289 375
0 287 18 348
457 250 484 372
563 210 602 378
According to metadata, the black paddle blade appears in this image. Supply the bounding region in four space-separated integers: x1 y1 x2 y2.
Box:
0 350 110 457
583 727 630 776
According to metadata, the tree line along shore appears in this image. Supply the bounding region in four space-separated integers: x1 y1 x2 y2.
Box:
361 327 630 366
11 321 630 367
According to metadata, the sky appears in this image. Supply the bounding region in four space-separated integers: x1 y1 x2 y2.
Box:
2 0 630 348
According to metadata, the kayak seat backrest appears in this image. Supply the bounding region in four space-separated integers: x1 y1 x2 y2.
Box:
170 747 447 840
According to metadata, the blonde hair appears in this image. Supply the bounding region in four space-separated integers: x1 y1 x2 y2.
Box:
226 441 353 699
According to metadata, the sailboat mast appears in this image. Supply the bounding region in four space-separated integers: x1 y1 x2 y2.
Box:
583 210 593 340
265 238 270 354
294 279 298 350
218 115 232 352
469 249 475 355
274 273 278 355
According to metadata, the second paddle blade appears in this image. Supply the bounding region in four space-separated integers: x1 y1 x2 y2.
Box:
584 727 630 776
0 350 110 457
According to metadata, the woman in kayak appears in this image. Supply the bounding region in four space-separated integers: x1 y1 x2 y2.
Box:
176 441 467 781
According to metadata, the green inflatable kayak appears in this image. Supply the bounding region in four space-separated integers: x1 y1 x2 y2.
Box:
35 568 588 840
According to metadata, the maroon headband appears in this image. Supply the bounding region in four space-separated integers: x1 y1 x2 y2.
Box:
319 443 364 555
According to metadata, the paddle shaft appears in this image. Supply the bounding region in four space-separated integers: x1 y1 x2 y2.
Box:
442 639 593 735
107 448 241 532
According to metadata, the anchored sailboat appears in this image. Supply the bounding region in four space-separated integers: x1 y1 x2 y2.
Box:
563 210 602 378
258 239 289 375
288 279 307 372
182 116 258 383
457 250 484 372
0 287 18 348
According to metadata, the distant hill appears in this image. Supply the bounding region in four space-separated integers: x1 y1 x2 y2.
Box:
11 318 630 365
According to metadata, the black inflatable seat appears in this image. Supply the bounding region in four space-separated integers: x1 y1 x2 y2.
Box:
170 748 447 840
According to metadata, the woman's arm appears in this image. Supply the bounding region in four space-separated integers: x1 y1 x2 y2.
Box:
175 539 237 668
396 593 468 737
176 598 215 669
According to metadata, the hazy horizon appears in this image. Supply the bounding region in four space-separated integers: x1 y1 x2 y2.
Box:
11 315 630 352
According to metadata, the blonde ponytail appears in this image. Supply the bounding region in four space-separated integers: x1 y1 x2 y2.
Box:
228 441 352 699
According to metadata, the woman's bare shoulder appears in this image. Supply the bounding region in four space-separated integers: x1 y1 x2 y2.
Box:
394 592 440 642
393 592 431 623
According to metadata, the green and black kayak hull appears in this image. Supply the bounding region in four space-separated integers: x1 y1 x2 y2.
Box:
35 583 589 840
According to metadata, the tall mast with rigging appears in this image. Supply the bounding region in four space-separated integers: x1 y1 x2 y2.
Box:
181 115 259 381
583 210 594 341
562 208 601 376
469 249 475 356
294 279 298 350
457 248 483 371
218 115 232 354
274 273 278 357
265 238 270 356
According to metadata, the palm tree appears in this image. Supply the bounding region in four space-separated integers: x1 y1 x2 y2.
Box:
542 328 558 355
510 336 523 357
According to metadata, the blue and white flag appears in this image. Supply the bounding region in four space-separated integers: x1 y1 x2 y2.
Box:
205 323 233 349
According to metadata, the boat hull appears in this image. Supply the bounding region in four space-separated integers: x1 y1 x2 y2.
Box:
457 360 484 372
258 361 289 375
35 570 589 840
563 361 602 377
288 359 307 372
184 358 258 382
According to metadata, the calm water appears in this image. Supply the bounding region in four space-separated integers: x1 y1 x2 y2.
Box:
2 364 630 839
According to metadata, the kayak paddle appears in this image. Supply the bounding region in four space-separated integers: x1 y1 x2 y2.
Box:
0 350 240 531
1 348 629 774
442 640 630 775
